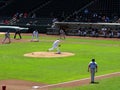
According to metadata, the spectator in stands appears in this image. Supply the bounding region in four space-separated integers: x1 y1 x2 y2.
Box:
117 29 120 38
91 28 99 37
95 28 99 37
83 30 87 36
19 13 23 18
13 12 19 19
32 20 38 26
108 28 114 38
82 28 87 36
26 21 33 26
92 12 98 22
4 19 9 24
80 27 84 36
83 8 89 22
23 12 28 18
105 16 110 22
101 27 107 38
52 17 58 23
31 13 36 18
74 15 80 22
78 28 82 36
91 29 95 37
84 8 89 15
51 23 56 28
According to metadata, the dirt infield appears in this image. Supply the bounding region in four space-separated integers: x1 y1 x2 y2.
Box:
24 52 75 58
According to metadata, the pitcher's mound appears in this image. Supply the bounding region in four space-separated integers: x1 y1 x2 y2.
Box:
24 52 75 58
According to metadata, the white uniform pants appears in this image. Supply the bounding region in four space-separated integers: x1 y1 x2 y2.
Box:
90 68 95 82
49 45 60 53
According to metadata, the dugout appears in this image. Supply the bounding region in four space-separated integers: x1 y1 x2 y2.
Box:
52 22 120 37
0 24 51 33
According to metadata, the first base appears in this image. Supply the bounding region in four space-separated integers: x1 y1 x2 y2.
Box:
32 86 39 89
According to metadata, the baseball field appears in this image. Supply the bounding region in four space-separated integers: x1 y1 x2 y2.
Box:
0 33 120 90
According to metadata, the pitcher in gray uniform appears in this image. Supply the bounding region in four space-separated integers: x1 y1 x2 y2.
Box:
88 59 98 83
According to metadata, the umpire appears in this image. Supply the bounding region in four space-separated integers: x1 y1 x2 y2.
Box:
88 59 98 83
14 29 22 39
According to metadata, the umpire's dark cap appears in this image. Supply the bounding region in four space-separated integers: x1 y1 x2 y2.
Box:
92 59 95 62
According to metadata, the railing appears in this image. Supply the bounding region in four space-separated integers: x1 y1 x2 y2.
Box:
0 0 14 10
28 0 53 17
64 0 96 21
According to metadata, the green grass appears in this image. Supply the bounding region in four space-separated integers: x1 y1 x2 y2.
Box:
0 34 120 86
53 76 120 90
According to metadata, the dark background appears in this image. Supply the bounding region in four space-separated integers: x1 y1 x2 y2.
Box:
0 0 120 17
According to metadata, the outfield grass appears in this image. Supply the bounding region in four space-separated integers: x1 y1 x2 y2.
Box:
0 34 120 86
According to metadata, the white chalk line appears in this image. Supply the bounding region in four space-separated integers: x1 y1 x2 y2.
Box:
32 72 120 89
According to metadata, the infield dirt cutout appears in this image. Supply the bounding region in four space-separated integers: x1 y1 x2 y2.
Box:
24 52 75 58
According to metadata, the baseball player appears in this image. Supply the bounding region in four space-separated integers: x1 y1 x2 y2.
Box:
59 28 65 39
2 30 11 44
48 39 61 54
14 29 22 39
88 59 98 83
31 30 39 41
